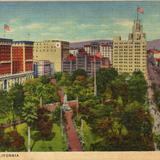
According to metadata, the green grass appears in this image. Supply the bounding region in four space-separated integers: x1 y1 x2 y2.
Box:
77 120 102 151
82 121 93 150
5 123 67 151
32 124 67 151
0 112 13 124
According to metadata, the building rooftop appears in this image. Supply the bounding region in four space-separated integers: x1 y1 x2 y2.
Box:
34 40 69 43
0 38 13 43
13 41 34 45
148 49 160 54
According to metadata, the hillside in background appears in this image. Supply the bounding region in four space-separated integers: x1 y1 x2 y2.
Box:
69 40 112 49
147 39 160 50
70 39 160 50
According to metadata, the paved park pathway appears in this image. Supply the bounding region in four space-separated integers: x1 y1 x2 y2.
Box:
58 89 82 151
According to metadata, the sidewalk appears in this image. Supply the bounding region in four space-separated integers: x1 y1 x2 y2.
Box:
64 110 82 151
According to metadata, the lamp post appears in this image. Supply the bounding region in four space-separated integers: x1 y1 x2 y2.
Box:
68 54 76 74
94 55 97 96
76 96 79 119
60 105 64 137
93 52 102 97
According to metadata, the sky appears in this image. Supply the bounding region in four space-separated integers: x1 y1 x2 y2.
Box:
0 1 160 42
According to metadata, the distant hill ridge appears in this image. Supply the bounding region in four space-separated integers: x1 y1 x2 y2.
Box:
147 39 160 50
70 39 160 50
69 39 112 49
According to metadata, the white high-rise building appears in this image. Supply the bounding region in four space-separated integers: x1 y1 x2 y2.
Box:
113 17 147 77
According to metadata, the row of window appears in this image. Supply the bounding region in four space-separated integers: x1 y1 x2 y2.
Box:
34 49 57 52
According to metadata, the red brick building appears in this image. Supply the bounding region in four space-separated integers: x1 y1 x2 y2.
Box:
0 38 12 75
62 49 111 76
0 40 34 90
12 41 33 74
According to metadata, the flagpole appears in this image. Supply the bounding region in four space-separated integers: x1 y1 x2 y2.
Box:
137 6 139 20
94 56 97 96
27 33 30 41
3 28 6 38
76 96 79 119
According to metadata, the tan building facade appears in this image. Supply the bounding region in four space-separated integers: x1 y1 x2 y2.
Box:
100 44 113 64
33 40 69 72
113 19 147 77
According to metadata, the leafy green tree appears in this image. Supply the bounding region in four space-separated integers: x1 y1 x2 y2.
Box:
5 130 25 151
54 72 63 82
97 68 118 95
0 90 12 123
0 90 11 116
42 83 59 104
36 108 53 139
71 69 87 81
154 89 160 110
9 83 24 128
154 134 160 149
52 106 61 124
110 74 129 103
24 78 58 108
22 99 38 152
0 126 6 151
66 82 94 101
58 72 72 86
39 75 50 84
36 83 46 107
128 71 147 104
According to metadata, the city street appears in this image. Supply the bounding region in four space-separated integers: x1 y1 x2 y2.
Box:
147 57 160 150
148 89 160 150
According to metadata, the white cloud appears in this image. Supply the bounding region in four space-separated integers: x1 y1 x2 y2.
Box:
79 24 108 30
115 19 133 28
9 18 19 23
20 23 47 30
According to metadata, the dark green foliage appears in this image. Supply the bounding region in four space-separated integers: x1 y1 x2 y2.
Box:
153 89 160 110
39 75 50 84
97 68 118 95
71 69 87 81
54 72 63 82
36 108 53 140
5 130 25 151
0 126 5 151
0 90 12 117
77 70 154 151
52 106 60 124
128 71 147 104
9 83 24 119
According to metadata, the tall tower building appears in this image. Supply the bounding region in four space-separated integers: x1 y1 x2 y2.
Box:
113 17 147 77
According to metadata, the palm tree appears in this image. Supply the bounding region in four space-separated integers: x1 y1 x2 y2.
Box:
8 83 24 129
0 90 12 125
22 100 37 152
36 84 46 108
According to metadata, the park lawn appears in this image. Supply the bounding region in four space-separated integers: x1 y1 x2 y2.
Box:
32 124 67 151
0 112 13 124
5 123 67 151
82 121 93 151
79 120 102 151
